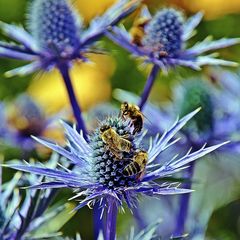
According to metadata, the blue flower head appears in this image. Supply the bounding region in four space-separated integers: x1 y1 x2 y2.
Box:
28 0 82 55
142 8 184 58
9 95 45 136
90 117 138 189
0 94 58 151
6 108 227 213
107 6 240 71
0 0 140 76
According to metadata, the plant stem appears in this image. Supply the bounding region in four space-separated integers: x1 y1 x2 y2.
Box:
138 64 159 110
105 199 118 240
94 202 104 240
58 64 105 237
58 64 88 140
174 161 195 237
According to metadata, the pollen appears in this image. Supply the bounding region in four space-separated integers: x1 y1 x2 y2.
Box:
28 0 81 54
143 8 184 57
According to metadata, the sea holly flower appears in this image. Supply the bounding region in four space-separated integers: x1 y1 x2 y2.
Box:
0 0 140 77
6 108 227 240
107 6 240 108
0 0 140 135
0 94 60 151
115 72 240 237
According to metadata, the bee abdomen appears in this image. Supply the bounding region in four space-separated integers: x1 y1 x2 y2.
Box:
123 162 141 176
132 117 143 134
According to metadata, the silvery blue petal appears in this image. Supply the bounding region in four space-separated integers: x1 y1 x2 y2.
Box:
81 0 140 46
4 164 82 183
148 108 201 163
61 120 92 155
0 22 39 51
182 12 203 41
0 46 37 61
186 37 240 56
32 136 88 167
168 142 229 169
140 5 152 19
196 55 238 67
133 220 161 240
5 61 42 77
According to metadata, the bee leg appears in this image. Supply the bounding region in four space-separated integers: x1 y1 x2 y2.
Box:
121 133 131 140
136 170 145 181
132 122 141 135
109 147 123 160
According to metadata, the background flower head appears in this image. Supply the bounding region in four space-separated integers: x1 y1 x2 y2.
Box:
107 6 239 72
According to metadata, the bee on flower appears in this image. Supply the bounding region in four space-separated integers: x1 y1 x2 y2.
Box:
5 104 227 239
107 6 240 109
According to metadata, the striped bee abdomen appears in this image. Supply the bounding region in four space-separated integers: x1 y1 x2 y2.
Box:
123 161 141 176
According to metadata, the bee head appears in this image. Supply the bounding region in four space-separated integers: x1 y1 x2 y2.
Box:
100 125 111 133
121 102 129 115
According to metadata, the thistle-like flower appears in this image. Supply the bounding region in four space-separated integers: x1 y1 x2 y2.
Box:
1 94 58 151
107 6 240 109
108 6 239 71
114 72 240 237
0 0 140 136
6 108 227 239
0 0 140 77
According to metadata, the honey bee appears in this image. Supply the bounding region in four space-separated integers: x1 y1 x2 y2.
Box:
100 125 132 159
120 102 143 134
130 17 150 46
123 150 148 177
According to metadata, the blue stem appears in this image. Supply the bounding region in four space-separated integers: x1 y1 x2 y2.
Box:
174 161 195 237
105 199 118 240
94 202 104 240
58 64 88 140
59 64 104 237
138 64 159 110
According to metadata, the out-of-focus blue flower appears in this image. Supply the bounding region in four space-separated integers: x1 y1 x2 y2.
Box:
6 109 226 215
107 6 240 72
0 0 140 77
0 103 14 145
1 94 59 151
0 155 74 239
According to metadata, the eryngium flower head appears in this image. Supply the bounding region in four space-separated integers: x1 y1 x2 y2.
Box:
7 109 227 213
0 94 56 151
107 6 240 71
142 8 184 57
28 0 82 55
0 0 140 77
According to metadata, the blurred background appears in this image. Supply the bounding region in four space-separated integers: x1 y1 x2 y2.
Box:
0 0 240 239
